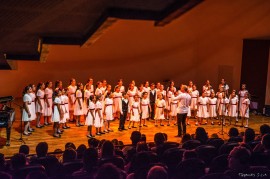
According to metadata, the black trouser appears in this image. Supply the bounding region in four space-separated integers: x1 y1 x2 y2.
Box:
150 103 155 119
119 111 127 129
177 113 187 136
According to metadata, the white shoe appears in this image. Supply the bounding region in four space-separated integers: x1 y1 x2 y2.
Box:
244 125 249 128
195 122 198 126
211 122 214 125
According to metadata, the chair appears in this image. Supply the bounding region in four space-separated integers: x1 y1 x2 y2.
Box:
195 145 217 166
207 138 224 151
13 164 45 179
161 148 186 171
99 156 125 169
182 140 201 150
209 154 229 173
218 142 239 155
62 160 83 176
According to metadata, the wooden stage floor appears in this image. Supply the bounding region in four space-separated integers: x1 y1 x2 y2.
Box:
0 106 269 157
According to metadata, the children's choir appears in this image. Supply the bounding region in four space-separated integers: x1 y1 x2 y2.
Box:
21 78 251 138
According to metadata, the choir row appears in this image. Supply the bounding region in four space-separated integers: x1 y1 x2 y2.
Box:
21 78 250 138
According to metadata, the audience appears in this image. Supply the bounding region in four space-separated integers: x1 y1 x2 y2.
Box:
1 125 270 179
194 127 208 144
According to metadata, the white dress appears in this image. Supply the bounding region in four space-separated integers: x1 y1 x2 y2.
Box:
104 98 114 121
84 89 91 115
190 90 199 110
29 92 36 120
166 91 173 110
170 100 178 117
68 85 77 111
197 97 209 118
208 97 217 118
74 90 83 116
127 89 137 112
94 101 103 127
216 92 223 110
154 99 166 120
22 94 32 122
228 97 238 117
52 97 61 122
240 98 250 118
85 101 95 126
63 95 69 120
218 98 229 116
60 95 67 123
113 92 122 113
44 88 53 117
239 90 248 116
130 101 140 122
143 87 151 99
141 98 150 119
36 89 45 113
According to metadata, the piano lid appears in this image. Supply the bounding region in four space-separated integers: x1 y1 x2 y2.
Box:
0 96 14 104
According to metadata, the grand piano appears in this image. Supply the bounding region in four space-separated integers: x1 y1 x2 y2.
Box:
0 96 15 146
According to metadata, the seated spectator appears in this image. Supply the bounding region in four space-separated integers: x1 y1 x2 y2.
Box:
225 146 251 177
136 141 149 152
147 166 168 179
256 124 270 141
88 138 100 149
243 128 258 149
151 133 166 156
95 163 123 179
140 134 147 142
65 142 76 150
174 158 205 179
182 150 198 161
77 144 87 160
30 142 61 177
101 140 115 159
53 149 63 163
194 127 208 145
63 148 77 163
0 153 7 172
72 148 98 179
122 131 141 157
11 153 26 170
181 134 191 144
19 145 30 156
228 127 242 143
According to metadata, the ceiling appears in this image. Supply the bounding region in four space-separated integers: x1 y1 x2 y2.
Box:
0 0 202 69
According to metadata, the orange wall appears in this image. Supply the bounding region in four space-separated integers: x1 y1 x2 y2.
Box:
1 0 270 97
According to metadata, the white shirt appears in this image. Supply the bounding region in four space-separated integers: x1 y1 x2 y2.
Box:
172 92 191 114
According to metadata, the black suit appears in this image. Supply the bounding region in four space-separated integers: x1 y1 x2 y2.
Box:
149 90 156 119
119 99 128 130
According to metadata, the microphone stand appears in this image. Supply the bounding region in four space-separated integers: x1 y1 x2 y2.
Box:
12 102 26 144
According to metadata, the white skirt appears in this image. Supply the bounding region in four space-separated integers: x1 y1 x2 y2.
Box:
85 110 95 126
208 105 217 118
154 107 165 120
52 106 60 122
130 109 140 122
141 105 149 119
29 101 36 121
197 105 209 118
105 106 114 121
190 98 198 110
170 103 178 117
228 105 238 117
94 111 103 127
44 99 53 116
74 99 83 116
36 99 44 113
22 105 31 122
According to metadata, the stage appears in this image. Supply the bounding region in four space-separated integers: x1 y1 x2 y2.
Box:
0 105 269 157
